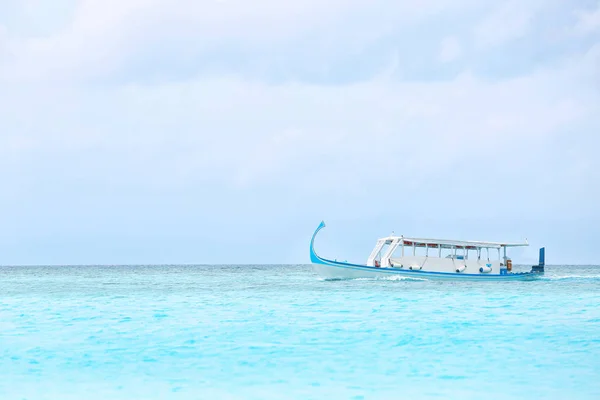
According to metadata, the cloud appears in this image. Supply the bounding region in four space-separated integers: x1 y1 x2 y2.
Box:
1 0 485 83
0 24 6 57
573 2 600 35
473 0 542 48
439 36 462 62
0 0 599 263
1 47 596 200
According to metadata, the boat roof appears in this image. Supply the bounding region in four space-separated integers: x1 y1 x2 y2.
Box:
378 236 529 249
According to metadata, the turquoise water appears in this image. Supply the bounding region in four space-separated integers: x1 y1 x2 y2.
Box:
1 265 599 400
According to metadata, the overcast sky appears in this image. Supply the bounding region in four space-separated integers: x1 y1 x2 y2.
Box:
1 0 599 265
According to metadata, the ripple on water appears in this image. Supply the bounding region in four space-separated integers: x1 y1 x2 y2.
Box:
0 264 599 399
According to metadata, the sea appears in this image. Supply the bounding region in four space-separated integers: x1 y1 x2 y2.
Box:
1 264 599 400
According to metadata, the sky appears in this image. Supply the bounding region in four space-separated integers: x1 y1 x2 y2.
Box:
0 0 599 265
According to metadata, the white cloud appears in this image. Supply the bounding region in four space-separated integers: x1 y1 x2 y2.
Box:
573 2 600 35
439 36 462 62
473 0 542 48
0 0 483 82
0 1 597 196
0 0 599 263
0 24 7 51
1 49 596 198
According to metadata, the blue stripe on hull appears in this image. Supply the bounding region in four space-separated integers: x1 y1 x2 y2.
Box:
312 259 539 281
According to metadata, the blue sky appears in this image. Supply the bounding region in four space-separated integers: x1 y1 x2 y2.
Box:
1 0 599 265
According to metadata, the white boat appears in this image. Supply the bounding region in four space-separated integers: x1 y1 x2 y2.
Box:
310 221 545 281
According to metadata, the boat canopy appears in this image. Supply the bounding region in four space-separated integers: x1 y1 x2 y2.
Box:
376 236 529 249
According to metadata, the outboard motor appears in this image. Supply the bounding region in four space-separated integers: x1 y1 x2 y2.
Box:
531 247 545 274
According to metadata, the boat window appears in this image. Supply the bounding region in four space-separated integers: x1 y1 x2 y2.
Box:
414 244 428 257
377 243 390 261
440 247 453 259
425 244 440 257
484 248 501 260
458 247 467 260
439 246 470 259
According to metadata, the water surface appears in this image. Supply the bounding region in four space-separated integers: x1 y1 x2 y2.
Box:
1 264 599 399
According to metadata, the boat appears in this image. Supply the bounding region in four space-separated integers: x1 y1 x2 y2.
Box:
310 221 545 281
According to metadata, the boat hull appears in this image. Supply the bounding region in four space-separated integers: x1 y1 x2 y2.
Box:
312 259 540 281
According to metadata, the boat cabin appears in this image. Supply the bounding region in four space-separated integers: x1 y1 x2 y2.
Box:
367 235 529 274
